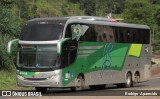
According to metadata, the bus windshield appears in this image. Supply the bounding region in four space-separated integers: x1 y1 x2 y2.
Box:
20 24 64 41
18 45 61 68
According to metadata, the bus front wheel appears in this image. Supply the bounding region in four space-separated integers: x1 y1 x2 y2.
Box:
71 75 85 91
35 87 47 93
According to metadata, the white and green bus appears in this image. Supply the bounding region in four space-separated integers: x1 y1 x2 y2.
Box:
8 16 151 92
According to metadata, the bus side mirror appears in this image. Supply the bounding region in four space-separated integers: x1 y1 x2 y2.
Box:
57 38 71 55
7 39 19 55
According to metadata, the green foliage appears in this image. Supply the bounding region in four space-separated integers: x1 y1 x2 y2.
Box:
0 70 17 90
0 70 33 90
0 1 22 71
71 0 125 16
0 4 22 37
16 0 39 20
83 0 96 16
149 0 160 4
152 40 160 53
14 0 84 18
123 0 155 26
0 35 15 71
0 0 15 8
154 6 160 26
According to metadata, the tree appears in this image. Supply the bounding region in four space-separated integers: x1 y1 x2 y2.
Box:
16 0 38 20
149 0 160 4
84 0 96 16
123 0 155 26
0 0 15 8
0 0 22 71
0 0 22 37
154 6 160 26
154 5 160 40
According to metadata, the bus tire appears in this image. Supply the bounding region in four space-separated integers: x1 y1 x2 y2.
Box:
117 72 132 88
35 87 47 93
70 75 84 91
124 72 133 88
89 84 106 90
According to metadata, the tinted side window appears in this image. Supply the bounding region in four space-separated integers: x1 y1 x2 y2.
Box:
79 24 97 42
95 25 115 42
139 29 150 44
115 27 122 42
66 24 150 44
79 24 115 43
114 27 150 44
115 27 130 43
86 25 97 41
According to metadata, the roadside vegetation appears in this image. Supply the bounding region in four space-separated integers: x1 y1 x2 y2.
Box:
0 70 34 90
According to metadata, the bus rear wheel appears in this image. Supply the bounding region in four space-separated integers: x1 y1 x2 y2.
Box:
35 87 47 93
117 72 133 88
71 75 85 91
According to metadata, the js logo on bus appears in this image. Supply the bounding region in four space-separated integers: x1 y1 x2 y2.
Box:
100 43 113 77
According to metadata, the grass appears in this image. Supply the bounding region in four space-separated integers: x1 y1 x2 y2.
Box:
0 70 34 90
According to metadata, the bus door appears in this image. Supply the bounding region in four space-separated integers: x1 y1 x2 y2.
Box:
61 39 78 70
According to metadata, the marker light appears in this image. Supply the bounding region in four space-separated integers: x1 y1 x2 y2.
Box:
110 18 117 22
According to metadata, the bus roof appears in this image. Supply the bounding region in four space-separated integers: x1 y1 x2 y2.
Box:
26 17 68 25
26 16 150 29
67 16 150 29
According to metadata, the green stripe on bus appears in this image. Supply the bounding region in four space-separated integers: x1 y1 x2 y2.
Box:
62 42 130 86
18 71 40 76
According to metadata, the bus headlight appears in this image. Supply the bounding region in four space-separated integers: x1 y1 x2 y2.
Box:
47 73 60 80
17 75 24 80
54 73 60 78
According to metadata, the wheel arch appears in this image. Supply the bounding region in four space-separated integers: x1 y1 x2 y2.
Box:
133 70 140 82
78 73 85 80
126 71 132 77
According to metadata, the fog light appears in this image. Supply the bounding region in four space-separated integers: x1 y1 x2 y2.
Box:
50 75 55 79
47 75 54 80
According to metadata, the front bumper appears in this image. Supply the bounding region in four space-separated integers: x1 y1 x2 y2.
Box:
16 70 63 87
17 77 62 87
